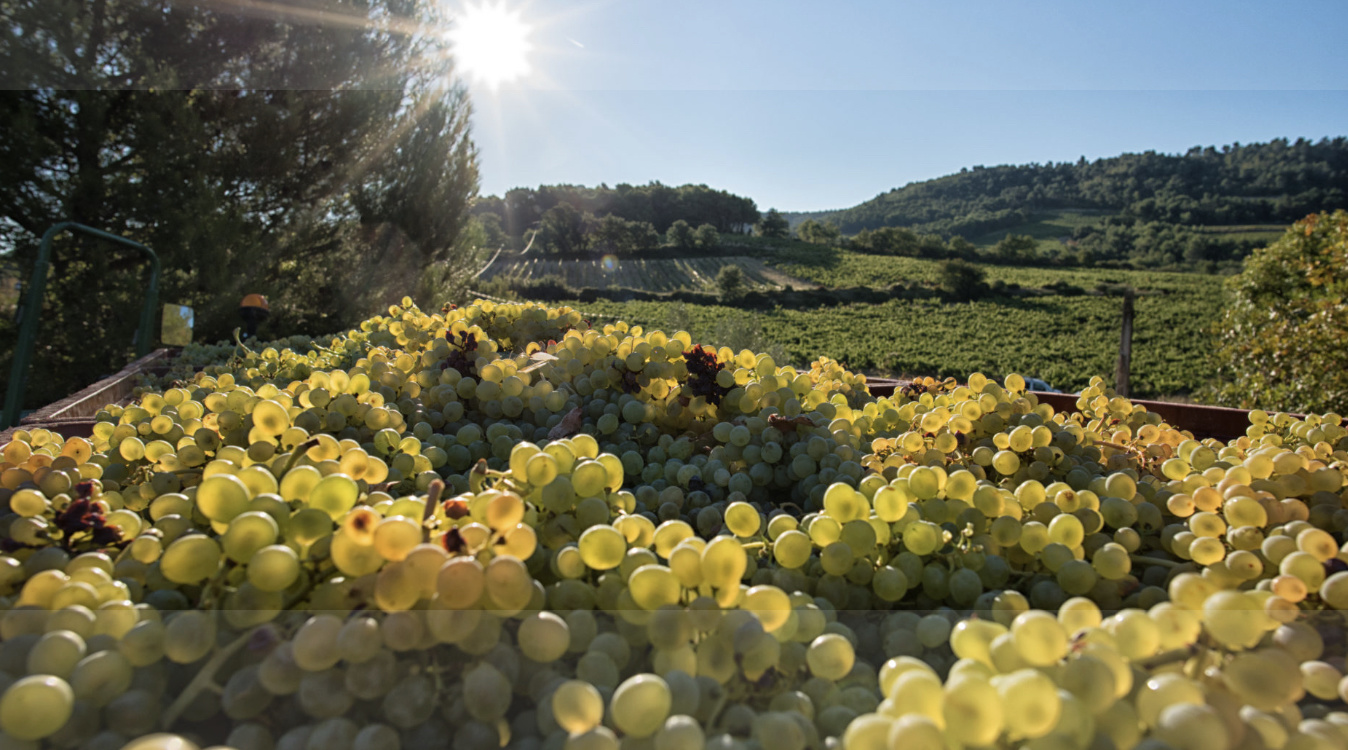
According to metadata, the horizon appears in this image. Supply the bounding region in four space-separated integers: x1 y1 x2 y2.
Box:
461 0 1348 212
475 133 1348 215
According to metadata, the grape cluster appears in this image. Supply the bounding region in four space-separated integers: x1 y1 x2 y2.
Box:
0 298 1346 750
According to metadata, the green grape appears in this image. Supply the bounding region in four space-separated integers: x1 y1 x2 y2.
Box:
806 634 854 681
308 474 359 519
611 673 672 738
221 511 280 563
902 521 941 556
571 461 608 498
724 502 761 537
26 630 86 678
159 534 222 584
995 668 1060 739
373 561 421 612
518 611 571 663
1201 591 1266 650
68 649 133 706
871 566 908 602
655 714 705 750
1155 703 1229 750
742 585 791 633
483 555 534 613
886 714 946 750
1091 542 1131 579
436 557 484 609
164 610 216 664
463 663 512 722
353 724 400 750
195 474 252 523
292 615 343 671
1010 611 1068 667
247 545 301 592
1136 673 1205 727
943 674 1004 746
1046 513 1084 547
578 526 627 571
773 530 812 569
119 734 199 750
552 679 604 734
992 450 1021 475
700 536 747 591
119 618 166 666
372 517 421 561
1321 571 1348 609
629 565 681 611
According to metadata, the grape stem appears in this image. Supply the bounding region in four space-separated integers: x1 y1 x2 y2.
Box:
1128 554 1183 569
278 438 321 479
160 624 256 730
422 478 446 541
1137 643 1202 669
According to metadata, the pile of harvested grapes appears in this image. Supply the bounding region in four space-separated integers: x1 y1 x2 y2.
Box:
1 298 1346 750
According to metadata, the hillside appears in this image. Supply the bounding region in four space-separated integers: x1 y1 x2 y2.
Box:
785 136 1348 239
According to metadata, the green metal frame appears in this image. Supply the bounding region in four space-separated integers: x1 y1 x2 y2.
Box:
2 222 160 429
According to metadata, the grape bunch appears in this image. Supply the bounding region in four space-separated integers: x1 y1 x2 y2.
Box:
0 298 1346 750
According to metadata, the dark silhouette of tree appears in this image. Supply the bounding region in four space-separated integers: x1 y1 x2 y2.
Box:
756 209 789 239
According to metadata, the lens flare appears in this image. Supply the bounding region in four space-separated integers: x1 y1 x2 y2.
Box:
602 255 618 272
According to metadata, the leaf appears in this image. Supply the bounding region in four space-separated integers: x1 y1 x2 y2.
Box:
548 407 584 439
519 350 559 373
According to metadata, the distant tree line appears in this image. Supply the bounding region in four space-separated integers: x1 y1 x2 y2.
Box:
520 202 724 257
472 182 759 244
810 138 1348 235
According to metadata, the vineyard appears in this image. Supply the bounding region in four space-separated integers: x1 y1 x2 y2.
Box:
561 292 1218 398
477 255 814 292
759 246 1227 297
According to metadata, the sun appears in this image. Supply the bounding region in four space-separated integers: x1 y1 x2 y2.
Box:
448 1 533 89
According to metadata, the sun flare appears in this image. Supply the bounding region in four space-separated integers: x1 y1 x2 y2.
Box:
448 1 532 88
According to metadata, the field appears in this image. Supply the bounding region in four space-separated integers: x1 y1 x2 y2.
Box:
475 242 1228 398
759 244 1226 295
477 254 814 292
560 288 1217 397
968 208 1109 253
540 246 1225 398
965 209 1287 255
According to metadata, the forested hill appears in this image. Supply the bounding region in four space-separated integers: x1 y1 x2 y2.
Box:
790 138 1348 237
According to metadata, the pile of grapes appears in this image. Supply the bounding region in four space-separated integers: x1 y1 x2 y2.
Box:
1 298 1347 750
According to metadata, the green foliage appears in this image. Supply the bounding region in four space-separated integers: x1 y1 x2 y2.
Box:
589 214 659 257
569 289 1217 397
666 219 696 250
1206 211 1348 413
756 209 790 239
716 264 746 302
850 226 948 258
537 202 589 255
796 219 841 245
474 182 758 238
476 256 793 294
0 0 479 408
664 304 790 365
938 259 988 302
804 138 1348 236
993 234 1039 263
693 223 720 250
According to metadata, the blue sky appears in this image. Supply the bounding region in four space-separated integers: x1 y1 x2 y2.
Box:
464 0 1348 211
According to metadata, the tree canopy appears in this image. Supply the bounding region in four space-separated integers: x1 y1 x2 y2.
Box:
0 0 480 407
1206 211 1348 413
473 182 758 241
804 138 1348 236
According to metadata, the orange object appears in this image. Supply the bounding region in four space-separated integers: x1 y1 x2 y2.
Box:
240 294 269 311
